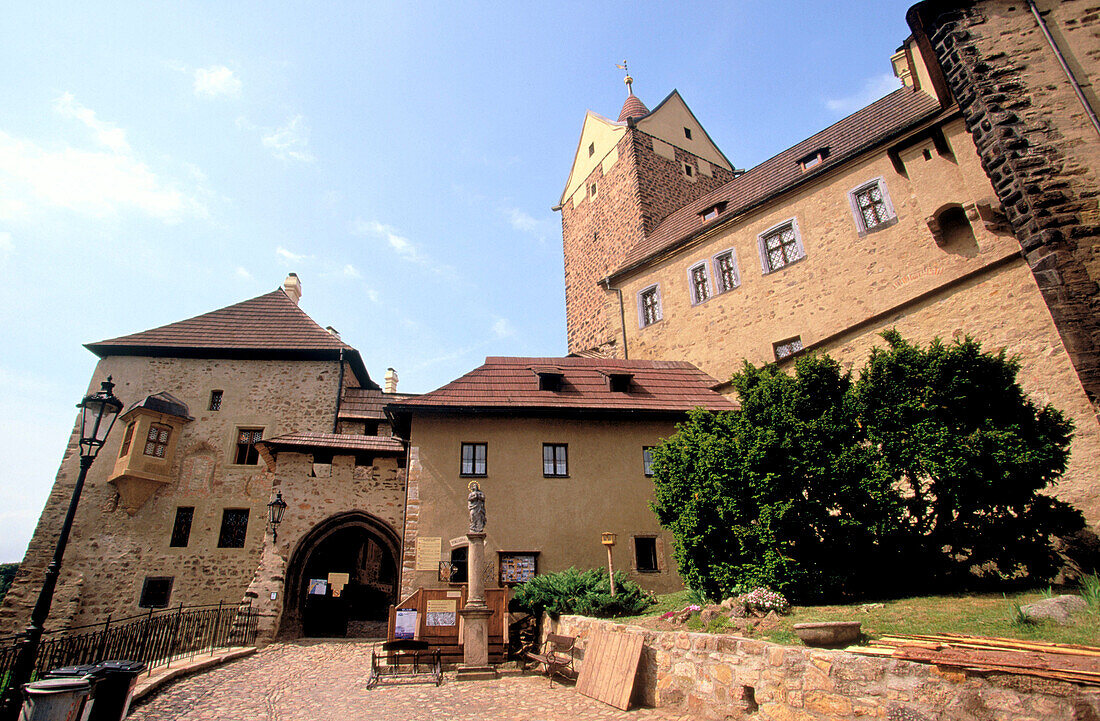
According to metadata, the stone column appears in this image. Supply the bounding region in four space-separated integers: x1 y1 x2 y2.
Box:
456 484 497 680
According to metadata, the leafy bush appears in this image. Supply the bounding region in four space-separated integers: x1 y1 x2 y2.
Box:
0 564 16 606
511 567 654 618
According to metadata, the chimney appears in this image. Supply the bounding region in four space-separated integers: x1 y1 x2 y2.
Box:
384 368 399 394
283 273 302 304
326 326 341 339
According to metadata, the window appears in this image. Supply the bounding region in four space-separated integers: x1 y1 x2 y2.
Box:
119 422 135 458
700 202 727 222
635 537 659 573
543 444 568 477
638 285 662 328
144 424 171 458
234 428 263 465
758 219 805 274
642 447 654 476
683 163 694 178
798 147 829 171
169 507 194 548
139 577 173 608
774 336 804 361
448 546 468 583
461 442 487 476
536 369 564 391
684 126 692 140
588 142 595 157
589 182 598 198
687 262 711 305
217 508 249 548
849 178 897 235
607 373 633 393
208 390 223 411
712 250 740 293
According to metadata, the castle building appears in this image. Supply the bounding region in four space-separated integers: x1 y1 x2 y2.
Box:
555 9 1100 528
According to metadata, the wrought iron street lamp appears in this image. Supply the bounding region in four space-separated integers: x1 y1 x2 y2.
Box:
267 492 287 542
0 377 123 720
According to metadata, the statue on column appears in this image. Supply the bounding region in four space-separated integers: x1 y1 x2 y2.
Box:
468 481 486 533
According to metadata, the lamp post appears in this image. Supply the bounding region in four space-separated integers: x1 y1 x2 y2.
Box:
267 492 287 542
1 377 123 720
601 532 617 597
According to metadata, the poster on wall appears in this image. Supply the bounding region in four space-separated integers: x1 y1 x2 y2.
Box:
499 553 537 584
394 609 418 639
308 579 328 595
425 599 457 627
415 537 442 572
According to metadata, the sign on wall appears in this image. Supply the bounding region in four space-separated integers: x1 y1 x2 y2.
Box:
415 537 442 571
426 599 457 627
394 609 418 639
499 552 538 585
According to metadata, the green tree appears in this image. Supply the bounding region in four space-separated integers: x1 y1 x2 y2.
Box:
855 331 1082 589
650 355 894 602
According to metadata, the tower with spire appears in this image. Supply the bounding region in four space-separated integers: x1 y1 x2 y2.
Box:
555 71 736 356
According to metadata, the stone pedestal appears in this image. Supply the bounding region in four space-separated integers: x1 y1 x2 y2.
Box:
456 531 498 680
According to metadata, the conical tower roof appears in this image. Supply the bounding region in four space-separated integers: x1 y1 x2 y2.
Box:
618 75 649 122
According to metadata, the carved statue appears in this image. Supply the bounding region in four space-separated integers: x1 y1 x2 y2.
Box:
467 481 486 533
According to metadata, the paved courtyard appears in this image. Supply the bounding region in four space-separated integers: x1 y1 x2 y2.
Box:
129 640 689 721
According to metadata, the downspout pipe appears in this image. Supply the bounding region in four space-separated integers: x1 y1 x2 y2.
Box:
1027 0 1100 138
332 348 345 433
600 277 629 359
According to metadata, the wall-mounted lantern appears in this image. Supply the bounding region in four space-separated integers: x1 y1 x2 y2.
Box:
267 492 288 542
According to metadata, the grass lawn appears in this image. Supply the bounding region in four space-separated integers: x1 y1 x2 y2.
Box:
620 588 1100 647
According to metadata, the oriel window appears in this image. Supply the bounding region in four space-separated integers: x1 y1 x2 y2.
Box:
144 424 171 458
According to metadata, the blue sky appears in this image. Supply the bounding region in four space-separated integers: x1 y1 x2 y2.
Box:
0 0 917 562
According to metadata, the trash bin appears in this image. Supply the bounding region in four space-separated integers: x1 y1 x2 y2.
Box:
44 666 104 721
18 677 92 721
85 661 145 721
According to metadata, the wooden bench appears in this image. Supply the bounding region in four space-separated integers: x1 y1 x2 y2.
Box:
525 634 576 686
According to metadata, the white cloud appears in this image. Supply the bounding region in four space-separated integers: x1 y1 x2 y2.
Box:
0 95 208 223
261 115 315 162
342 264 361 279
235 266 253 281
352 219 422 262
193 65 242 98
505 207 540 234
824 74 902 116
275 246 309 264
491 317 514 338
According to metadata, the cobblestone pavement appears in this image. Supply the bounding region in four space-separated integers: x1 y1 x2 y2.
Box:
129 640 690 721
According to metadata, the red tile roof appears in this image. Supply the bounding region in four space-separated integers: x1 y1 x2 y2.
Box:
85 288 378 388
618 92 650 122
339 387 419 420
611 87 943 278
388 357 737 414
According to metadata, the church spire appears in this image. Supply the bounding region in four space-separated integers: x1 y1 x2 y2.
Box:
617 60 649 122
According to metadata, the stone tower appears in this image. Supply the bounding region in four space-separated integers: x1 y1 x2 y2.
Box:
556 78 737 355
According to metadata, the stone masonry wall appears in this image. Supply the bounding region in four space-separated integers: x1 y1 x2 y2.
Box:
547 615 1100 720
916 0 1100 412
0 354 343 635
631 128 735 235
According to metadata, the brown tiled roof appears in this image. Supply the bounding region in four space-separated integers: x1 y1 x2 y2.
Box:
618 92 649 122
85 288 378 388
387 356 737 414
612 87 943 277
339 387 419 420
255 431 405 470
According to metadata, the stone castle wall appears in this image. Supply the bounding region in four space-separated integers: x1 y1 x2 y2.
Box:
547 615 1100 720
0 354 343 635
915 0 1100 412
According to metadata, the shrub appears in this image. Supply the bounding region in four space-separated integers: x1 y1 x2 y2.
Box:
511 567 655 618
740 587 791 615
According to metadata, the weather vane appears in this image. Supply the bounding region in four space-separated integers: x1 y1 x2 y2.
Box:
616 60 634 94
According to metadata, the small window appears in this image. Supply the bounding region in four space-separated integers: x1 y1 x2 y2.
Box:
642 447 654 477
589 182 598 198
635 537 659 573
774 336 804 361
798 148 829 171
119 422 135 458
543 444 568 477
712 250 740 293
700 202 727 222
607 373 633 393
169 507 194 548
684 127 693 140
449 546 468 583
683 163 694 178
217 508 250 548
461 442 487 476
849 178 897 235
144 424 171 458
208 390 223 411
638 284 662 328
139 577 173 608
588 142 595 157
688 262 711 305
234 428 263 465
758 219 805 274
923 148 932 161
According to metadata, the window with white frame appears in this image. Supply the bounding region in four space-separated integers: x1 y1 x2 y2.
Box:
849 178 897 235
642 447 654 476
638 285 662 328
688 262 711 305
758 219 805 274
773 336 804 361
712 250 740 293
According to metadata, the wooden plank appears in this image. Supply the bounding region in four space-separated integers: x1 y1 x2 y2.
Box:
576 629 644 711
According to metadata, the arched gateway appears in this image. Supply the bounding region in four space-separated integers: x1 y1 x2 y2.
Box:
282 511 400 638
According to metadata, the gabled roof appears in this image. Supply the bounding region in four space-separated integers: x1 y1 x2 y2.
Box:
85 288 378 388
609 87 942 279
339 387 419 421
255 431 405 471
387 356 737 416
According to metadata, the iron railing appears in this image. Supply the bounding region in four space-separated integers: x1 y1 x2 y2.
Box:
0 600 257 696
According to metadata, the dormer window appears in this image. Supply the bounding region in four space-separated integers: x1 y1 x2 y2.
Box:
700 202 728 222
534 367 564 391
606 372 634 393
798 148 830 171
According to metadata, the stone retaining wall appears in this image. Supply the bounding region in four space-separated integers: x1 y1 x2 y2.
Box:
546 615 1100 720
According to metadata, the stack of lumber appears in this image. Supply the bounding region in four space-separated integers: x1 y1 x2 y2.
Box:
848 633 1100 686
